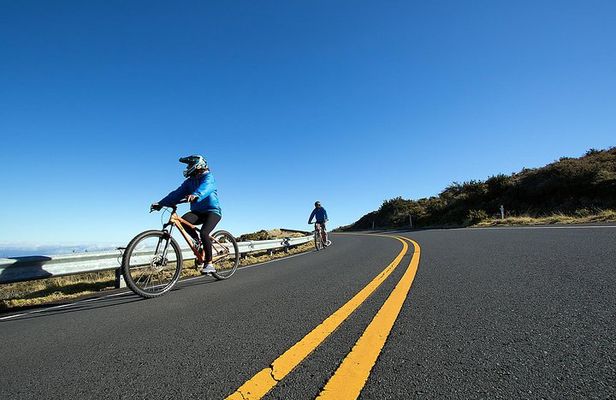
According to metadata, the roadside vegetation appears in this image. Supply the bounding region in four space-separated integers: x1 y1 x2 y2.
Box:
1 229 313 312
341 147 616 230
474 209 616 227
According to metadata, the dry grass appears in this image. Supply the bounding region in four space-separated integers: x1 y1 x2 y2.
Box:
473 209 616 227
1 240 315 312
0 271 118 310
268 229 307 238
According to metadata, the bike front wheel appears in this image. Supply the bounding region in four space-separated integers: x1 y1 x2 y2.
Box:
314 231 323 251
122 230 183 298
210 230 240 280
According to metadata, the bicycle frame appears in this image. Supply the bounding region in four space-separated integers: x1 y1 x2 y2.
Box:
163 208 229 264
315 223 327 239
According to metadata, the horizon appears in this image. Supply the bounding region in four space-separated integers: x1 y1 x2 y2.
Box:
0 145 612 256
0 145 611 255
2 1 615 250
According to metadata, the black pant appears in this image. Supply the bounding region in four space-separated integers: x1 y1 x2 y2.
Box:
181 211 221 263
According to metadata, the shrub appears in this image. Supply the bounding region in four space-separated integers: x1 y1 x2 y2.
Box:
466 209 488 224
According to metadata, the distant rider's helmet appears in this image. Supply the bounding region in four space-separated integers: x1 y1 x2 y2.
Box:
179 155 207 178
315 201 321 207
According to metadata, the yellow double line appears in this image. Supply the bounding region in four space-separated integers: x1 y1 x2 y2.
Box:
226 234 421 400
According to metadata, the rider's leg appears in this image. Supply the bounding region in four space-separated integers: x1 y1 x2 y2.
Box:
199 212 222 263
320 222 328 243
180 212 202 243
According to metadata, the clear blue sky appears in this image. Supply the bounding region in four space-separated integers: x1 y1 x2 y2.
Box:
1 0 615 246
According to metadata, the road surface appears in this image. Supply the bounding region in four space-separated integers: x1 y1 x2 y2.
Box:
1 226 614 399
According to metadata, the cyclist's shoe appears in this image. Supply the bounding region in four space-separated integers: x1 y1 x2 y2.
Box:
325 240 332 247
201 264 217 275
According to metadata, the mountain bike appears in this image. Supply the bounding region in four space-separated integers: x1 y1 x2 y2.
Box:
122 203 239 298
313 222 327 251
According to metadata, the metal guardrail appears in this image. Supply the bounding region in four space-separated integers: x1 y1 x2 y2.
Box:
0 235 313 285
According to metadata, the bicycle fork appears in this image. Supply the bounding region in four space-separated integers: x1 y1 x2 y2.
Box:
155 226 174 265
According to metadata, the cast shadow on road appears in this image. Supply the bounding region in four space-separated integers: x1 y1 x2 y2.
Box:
174 275 222 290
0 293 143 322
1 275 223 322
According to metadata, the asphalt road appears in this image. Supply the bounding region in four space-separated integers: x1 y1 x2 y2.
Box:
1 226 615 399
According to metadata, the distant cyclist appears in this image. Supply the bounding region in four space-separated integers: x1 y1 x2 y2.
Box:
308 201 331 246
150 155 222 275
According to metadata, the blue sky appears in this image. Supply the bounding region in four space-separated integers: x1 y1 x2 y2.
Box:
1 0 615 247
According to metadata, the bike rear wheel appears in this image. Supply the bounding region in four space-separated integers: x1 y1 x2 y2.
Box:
314 230 323 251
122 230 183 298
210 230 240 280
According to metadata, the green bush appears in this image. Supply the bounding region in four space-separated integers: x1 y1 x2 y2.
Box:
467 209 488 224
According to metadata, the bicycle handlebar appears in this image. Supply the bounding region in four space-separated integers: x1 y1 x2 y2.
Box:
150 198 189 213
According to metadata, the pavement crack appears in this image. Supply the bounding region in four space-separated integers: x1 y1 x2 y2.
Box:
269 365 281 382
234 366 280 400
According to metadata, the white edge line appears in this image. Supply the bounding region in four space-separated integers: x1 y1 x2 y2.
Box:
460 225 616 231
0 249 316 321
350 225 616 235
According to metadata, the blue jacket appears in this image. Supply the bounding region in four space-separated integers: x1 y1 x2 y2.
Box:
308 207 328 223
159 172 222 216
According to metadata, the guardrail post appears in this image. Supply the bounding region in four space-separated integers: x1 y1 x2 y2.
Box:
115 248 126 289
114 268 126 289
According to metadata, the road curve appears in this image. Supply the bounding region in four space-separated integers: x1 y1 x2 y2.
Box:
1 226 615 399
1 234 406 399
364 227 616 399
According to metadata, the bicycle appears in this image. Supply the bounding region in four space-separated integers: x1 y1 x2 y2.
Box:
121 202 239 298
313 222 327 251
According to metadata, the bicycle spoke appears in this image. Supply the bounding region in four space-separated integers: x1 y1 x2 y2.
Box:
135 268 148 286
144 272 154 291
155 269 165 287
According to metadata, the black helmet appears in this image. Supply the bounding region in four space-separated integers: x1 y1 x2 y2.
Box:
315 201 321 207
179 155 207 177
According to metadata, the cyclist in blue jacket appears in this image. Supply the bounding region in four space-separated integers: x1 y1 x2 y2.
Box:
308 201 331 246
151 155 222 275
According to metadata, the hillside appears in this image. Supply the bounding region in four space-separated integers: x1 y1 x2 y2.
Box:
343 147 616 230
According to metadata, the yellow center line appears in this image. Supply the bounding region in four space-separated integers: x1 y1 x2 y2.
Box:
226 234 409 400
317 237 421 400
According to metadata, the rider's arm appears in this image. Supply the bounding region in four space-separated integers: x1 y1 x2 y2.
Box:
323 208 329 221
192 173 216 200
308 209 316 224
159 180 190 207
